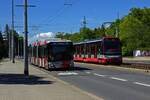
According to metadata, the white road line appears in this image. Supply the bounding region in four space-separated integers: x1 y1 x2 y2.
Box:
134 82 150 87
110 77 128 82
58 72 78 76
85 71 91 74
93 73 106 77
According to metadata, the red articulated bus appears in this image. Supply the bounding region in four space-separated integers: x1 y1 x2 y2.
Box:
74 37 122 64
29 38 74 70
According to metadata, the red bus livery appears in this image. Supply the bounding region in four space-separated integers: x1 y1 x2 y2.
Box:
74 37 122 64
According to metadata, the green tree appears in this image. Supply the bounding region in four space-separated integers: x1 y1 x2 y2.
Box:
93 27 105 38
80 27 95 40
119 8 150 56
0 31 4 59
55 32 65 39
3 24 10 57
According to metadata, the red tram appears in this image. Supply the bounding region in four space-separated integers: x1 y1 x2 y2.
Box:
74 37 122 64
29 38 74 69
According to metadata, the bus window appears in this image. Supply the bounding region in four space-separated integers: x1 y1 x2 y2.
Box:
44 46 47 57
33 46 36 57
38 46 41 58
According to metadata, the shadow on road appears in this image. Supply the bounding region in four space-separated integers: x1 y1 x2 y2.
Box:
0 73 53 85
48 66 92 71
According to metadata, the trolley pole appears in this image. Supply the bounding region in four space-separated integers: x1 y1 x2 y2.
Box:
11 0 15 63
24 0 29 76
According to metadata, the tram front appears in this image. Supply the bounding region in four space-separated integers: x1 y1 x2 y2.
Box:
102 37 122 64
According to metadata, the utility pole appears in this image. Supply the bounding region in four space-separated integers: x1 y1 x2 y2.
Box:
18 37 20 58
9 26 11 61
24 0 28 76
11 0 15 63
16 0 35 76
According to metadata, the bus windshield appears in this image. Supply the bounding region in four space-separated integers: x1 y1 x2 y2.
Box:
52 45 73 54
50 43 74 61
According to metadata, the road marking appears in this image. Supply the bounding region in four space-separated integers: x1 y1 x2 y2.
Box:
134 82 150 87
110 77 128 82
58 72 78 76
85 71 91 74
93 73 106 77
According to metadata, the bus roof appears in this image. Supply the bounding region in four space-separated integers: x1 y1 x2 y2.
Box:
30 38 72 46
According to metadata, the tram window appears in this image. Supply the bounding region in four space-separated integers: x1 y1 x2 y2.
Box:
88 44 91 54
75 46 77 54
79 45 81 54
76 46 79 54
75 46 78 54
91 44 95 54
87 44 90 55
95 44 97 54
81 45 84 54
97 41 102 54
86 44 88 54
96 43 99 53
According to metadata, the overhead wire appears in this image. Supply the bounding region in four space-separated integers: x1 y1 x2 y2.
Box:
37 0 80 33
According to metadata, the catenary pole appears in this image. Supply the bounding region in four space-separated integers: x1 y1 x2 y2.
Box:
11 0 15 63
24 0 29 76
16 0 35 76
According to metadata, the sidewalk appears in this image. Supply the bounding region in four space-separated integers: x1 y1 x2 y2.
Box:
0 59 102 100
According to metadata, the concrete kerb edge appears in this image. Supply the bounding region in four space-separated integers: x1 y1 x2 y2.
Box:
31 64 104 100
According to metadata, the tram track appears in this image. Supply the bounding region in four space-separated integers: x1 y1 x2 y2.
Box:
120 62 150 72
75 61 150 73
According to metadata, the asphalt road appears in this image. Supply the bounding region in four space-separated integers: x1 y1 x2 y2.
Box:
48 63 150 100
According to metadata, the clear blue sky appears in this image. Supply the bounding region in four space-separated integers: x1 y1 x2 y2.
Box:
0 0 150 37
